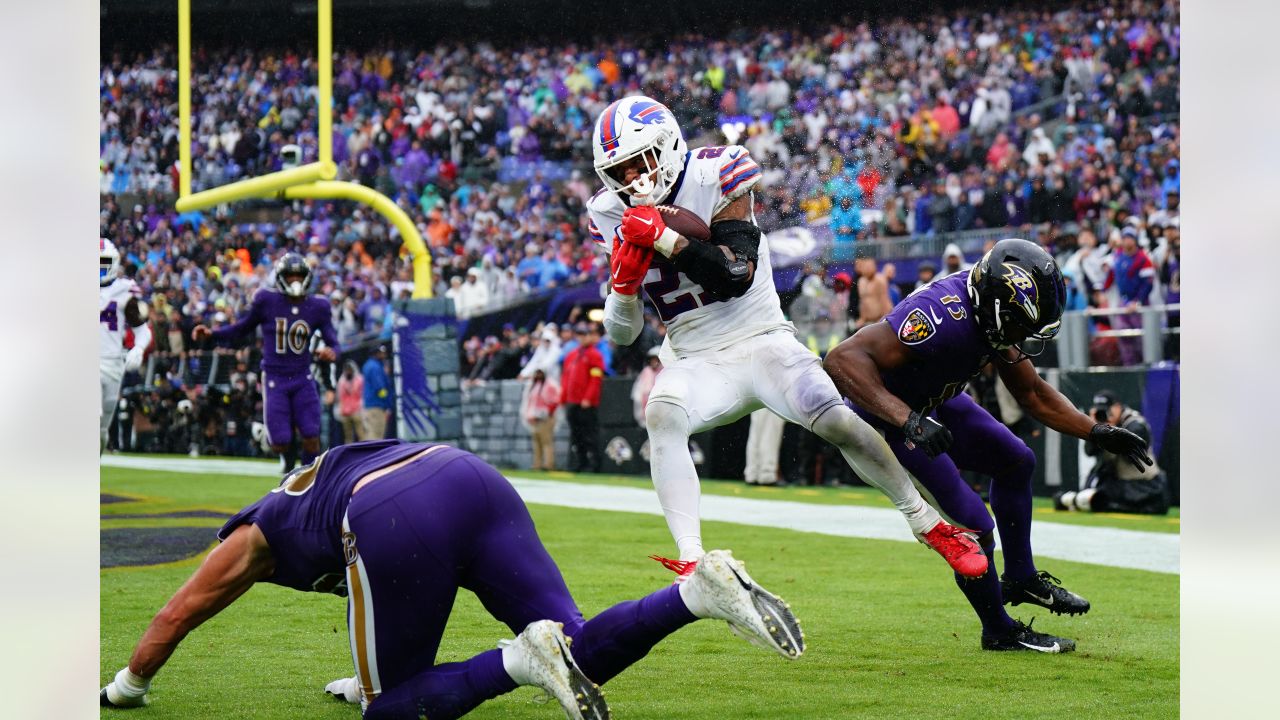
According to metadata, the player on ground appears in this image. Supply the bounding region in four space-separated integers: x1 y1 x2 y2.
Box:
100 238 152 453
823 238 1154 652
100 440 805 719
192 252 338 471
588 95 985 580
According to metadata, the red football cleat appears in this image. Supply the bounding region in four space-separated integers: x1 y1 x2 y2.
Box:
649 554 698 584
918 522 988 578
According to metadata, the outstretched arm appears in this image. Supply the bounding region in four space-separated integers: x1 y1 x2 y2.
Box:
995 356 1095 438
997 356 1153 470
102 524 274 707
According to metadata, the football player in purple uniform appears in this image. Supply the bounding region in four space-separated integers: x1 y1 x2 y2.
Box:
192 252 339 470
101 441 805 719
824 239 1153 653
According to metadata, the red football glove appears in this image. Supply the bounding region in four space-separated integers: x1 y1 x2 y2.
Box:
620 206 666 248
610 238 654 295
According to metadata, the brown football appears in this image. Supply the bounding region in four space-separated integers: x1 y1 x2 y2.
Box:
655 204 712 241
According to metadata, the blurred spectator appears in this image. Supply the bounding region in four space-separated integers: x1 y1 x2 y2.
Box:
630 346 662 428
827 167 863 262
361 345 392 439
1112 227 1156 365
855 258 892 330
336 360 365 444
521 368 561 471
914 262 938 291
941 244 969 277
561 323 604 473
520 323 563 381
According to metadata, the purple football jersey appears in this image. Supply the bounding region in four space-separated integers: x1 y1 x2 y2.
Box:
879 272 993 415
211 289 339 375
217 440 461 593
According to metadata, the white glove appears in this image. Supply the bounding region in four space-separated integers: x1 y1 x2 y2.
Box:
324 676 361 704
124 346 146 373
100 667 150 708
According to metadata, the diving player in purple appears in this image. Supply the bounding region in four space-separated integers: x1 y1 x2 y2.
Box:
101 440 805 719
824 239 1153 653
192 252 339 470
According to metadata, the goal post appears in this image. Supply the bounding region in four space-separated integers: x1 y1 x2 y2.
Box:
174 0 434 298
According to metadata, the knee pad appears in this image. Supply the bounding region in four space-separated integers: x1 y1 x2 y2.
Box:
645 400 690 439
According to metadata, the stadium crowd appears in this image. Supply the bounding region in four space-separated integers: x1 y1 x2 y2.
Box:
101 0 1180 455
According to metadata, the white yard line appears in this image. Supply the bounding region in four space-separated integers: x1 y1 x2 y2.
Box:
102 455 1180 575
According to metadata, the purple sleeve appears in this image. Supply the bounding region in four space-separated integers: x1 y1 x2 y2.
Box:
885 293 949 358
211 293 265 344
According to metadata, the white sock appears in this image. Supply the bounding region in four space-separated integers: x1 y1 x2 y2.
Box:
646 401 705 560
677 575 711 619
115 667 150 696
813 407 941 535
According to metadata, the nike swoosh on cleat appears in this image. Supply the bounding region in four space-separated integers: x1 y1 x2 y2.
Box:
1028 592 1055 605
727 565 754 591
1017 641 1060 652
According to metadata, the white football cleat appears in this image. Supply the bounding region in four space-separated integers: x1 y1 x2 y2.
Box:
324 676 361 704
499 620 609 720
681 549 805 659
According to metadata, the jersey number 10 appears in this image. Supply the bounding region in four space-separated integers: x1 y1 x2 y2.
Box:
275 318 313 355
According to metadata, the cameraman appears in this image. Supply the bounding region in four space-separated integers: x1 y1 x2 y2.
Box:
1055 390 1169 515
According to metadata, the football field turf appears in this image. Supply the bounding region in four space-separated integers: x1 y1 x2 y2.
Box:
101 462 1178 719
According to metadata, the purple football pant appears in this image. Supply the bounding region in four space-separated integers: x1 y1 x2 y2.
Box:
345 451 696 720
854 393 1038 634
261 369 321 444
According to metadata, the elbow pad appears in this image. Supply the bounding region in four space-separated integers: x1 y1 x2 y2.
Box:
672 239 752 301
709 219 761 265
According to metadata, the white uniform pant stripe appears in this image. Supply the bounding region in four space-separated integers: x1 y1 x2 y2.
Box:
343 512 381 706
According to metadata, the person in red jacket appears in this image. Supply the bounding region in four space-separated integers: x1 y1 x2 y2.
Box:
562 323 605 472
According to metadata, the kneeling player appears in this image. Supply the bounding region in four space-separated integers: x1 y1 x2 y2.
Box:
101 440 804 719
823 239 1153 652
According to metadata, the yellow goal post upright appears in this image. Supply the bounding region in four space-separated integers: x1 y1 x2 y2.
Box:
174 0 434 298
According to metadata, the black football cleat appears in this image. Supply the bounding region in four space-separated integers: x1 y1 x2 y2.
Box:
1002 570 1091 616
982 618 1076 653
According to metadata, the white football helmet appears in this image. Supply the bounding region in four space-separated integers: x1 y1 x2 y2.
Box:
592 96 688 203
100 237 122 286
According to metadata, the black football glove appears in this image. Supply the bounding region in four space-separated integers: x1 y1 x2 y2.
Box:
1089 423 1153 470
902 411 953 458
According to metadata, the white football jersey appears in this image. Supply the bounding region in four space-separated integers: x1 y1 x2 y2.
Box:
100 277 141 362
587 145 792 357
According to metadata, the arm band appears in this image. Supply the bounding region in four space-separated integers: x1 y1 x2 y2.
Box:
672 239 752 301
709 219 761 265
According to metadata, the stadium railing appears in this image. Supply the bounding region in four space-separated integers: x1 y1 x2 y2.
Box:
1059 304 1180 369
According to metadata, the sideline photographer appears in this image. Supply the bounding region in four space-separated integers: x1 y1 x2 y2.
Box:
1055 390 1169 515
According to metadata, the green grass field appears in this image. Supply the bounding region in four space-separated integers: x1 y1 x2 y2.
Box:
101 464 1178 719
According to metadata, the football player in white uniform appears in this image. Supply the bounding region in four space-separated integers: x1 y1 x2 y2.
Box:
100 238 152 453
588 96 986 581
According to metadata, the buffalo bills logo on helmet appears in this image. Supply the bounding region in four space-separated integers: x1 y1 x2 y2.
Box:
628 100 669 125
1000 263 1040 323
